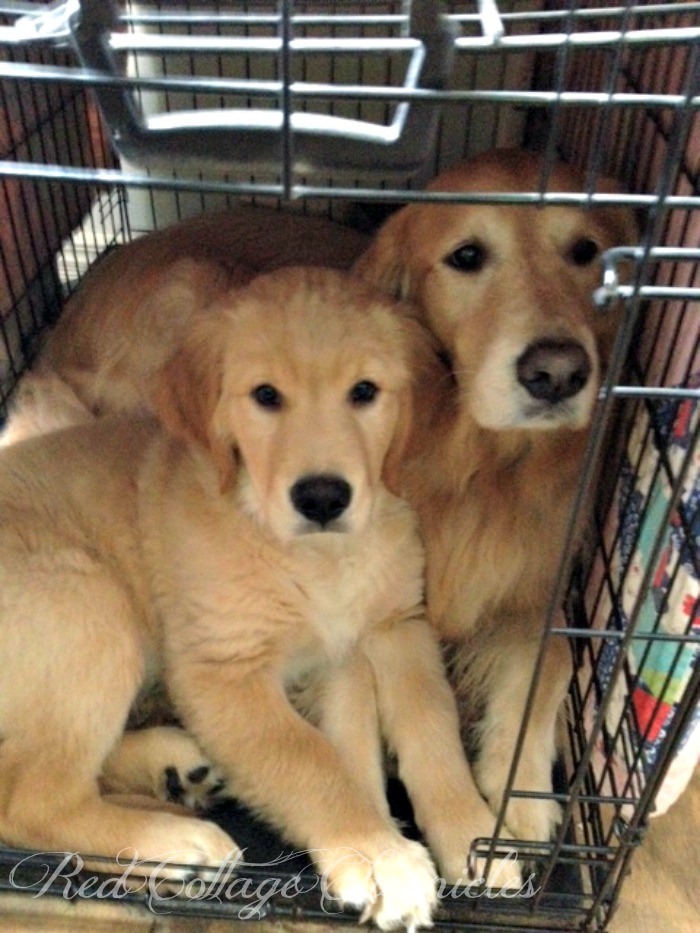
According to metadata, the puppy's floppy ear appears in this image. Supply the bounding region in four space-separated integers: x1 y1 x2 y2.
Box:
381 311 449 496
151 320 237 493
382 382 413 497
353 207 412 300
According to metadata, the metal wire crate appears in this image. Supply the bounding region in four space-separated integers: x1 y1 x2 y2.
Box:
0 2 699 930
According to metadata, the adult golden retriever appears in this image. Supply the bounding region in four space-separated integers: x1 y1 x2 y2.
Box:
0 149 638 848
0 266 515 929
353 149 638 843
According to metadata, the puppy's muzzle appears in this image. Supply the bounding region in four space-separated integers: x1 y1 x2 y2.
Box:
516 339 592 405
290 474 352 529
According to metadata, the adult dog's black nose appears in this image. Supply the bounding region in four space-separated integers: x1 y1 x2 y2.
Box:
516 339 591 404
290 474 352 527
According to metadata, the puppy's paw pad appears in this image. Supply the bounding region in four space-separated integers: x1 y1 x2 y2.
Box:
162 762 229 812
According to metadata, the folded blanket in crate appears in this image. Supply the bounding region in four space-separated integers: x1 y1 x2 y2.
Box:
587 377 700 817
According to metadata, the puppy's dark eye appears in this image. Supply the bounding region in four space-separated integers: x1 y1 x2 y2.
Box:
349 381 379 406
251 384 283 409
445 241 488 273
569 237 600 266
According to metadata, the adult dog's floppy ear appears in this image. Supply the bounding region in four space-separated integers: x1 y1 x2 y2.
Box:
352 208 412 300
151 319 237 493
596 175 641 248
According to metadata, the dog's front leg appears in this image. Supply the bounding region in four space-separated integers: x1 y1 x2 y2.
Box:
363 615 522 889
316 652 391 821
470 624 571 846
168 660 437 931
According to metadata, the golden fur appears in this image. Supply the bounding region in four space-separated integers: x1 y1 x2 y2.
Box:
0 205 368 444
0 267 517 928
0 149 639 850
353 149 639 842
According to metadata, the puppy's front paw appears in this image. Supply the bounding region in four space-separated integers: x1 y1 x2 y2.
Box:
127 815 242 892
473 754 562 847
466 840 523 894
501 797 562 848
426 809 523 893
319 838 437 931
368 840 437 931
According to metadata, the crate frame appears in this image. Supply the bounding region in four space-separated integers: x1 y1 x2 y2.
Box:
0 2 699 930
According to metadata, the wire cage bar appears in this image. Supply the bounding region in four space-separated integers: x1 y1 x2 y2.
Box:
0 2 698 931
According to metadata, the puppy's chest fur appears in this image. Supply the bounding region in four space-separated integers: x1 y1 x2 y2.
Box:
285 520 423 674
141 441 425 685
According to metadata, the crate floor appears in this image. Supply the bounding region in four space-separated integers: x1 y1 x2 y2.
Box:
1 771 698 931
0 769 697 932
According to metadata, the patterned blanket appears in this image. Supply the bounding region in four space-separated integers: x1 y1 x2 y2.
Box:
585 380 700 816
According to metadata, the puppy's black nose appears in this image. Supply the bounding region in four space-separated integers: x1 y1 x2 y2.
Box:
516 339 591 404
290 474 352 527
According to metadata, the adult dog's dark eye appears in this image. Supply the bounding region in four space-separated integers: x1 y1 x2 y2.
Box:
251 384 283 409
569 237 600 266
349 381 379 406
445 241 488 273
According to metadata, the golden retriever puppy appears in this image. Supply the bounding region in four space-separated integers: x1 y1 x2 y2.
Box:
353 149 639 844
0 267 513 929
1 205 368 444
